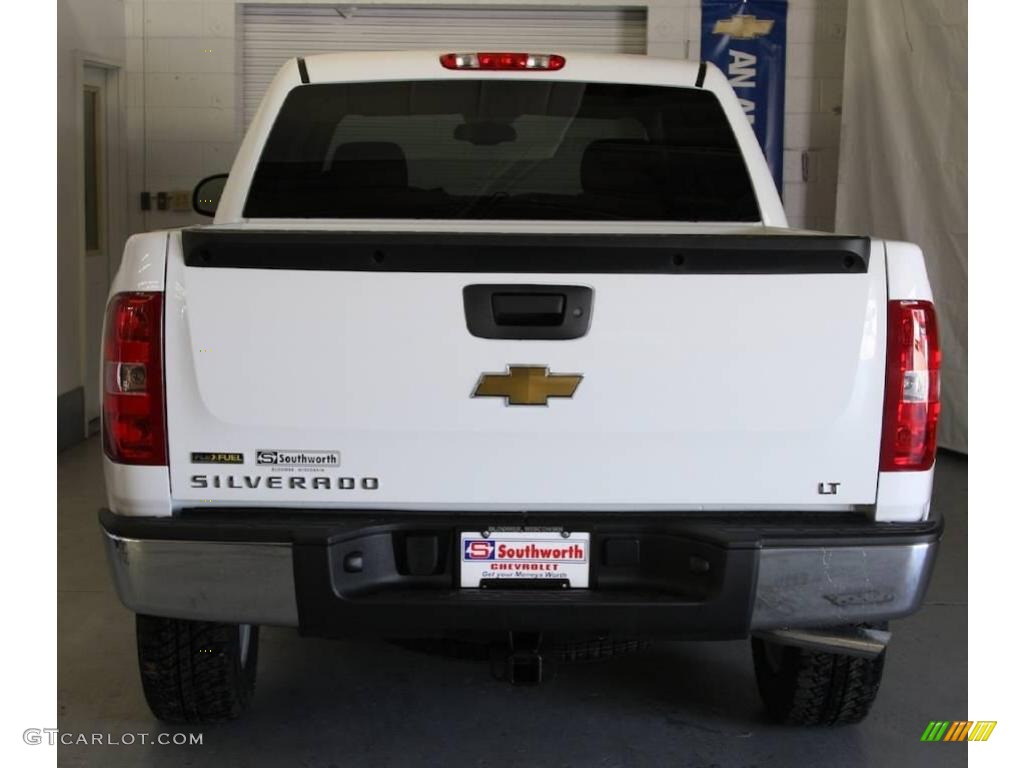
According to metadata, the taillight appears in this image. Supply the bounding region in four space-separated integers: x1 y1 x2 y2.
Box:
440 52 566 71
102 292 167 465
880 300 941 471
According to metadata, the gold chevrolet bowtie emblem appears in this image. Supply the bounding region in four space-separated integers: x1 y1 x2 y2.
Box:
713 14 775 39
473 366 583 406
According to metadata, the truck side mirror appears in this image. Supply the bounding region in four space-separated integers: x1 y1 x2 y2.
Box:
192 174 229 217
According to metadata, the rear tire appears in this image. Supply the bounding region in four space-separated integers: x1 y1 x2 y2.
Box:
136 614 259 723
751 627 886 726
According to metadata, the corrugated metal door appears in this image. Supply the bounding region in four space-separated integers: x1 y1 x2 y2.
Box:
242 4 648 124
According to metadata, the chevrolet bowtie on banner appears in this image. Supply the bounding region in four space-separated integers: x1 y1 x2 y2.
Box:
702 0 788 190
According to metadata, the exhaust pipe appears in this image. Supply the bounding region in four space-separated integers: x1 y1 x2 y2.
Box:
753 626 891 658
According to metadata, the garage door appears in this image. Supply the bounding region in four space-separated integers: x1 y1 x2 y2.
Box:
242 4 648 124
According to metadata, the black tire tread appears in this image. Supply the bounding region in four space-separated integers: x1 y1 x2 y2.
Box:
136 615 258 724
752 628 886 726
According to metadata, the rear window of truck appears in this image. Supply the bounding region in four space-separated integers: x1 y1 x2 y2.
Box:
244 81 760 222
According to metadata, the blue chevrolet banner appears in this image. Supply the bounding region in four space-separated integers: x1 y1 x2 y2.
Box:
701 0 788 190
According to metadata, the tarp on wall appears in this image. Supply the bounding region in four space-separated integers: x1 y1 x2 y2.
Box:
835 0 967 453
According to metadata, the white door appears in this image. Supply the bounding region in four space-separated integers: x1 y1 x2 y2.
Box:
82 65 119 433
242 4 648 124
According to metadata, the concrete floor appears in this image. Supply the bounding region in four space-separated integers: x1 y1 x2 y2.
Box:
58 439 967 767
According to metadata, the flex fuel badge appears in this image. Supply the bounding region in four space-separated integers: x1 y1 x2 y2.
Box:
191 452 243 464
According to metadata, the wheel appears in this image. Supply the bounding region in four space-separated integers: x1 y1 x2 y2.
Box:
136 614 259 723
751 626 886 726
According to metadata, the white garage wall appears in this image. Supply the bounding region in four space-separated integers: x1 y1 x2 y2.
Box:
778 0 847 232
836 0 967 452
241 5 648 125
56 0 126 433
122 0 848 233
58 0 126 395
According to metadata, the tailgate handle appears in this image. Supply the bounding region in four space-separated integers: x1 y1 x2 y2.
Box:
491 292 565 327
463 284 593 340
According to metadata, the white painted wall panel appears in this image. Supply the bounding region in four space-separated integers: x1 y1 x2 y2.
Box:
57 0 127 396
836 0 967 452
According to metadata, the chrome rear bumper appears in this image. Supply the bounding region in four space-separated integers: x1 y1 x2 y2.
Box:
100 510 939 636
751 542 936 629
104 535 299 626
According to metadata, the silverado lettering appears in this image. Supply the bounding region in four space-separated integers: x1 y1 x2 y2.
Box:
189 474 379 490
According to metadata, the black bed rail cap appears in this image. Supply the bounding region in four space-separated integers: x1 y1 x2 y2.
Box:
181 229 871 275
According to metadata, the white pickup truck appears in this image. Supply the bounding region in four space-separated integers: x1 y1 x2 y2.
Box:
99 51 942 726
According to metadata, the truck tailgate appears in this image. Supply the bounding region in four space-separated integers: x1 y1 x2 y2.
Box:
164 230 886 511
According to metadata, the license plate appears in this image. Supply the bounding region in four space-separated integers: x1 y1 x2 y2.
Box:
459 530 590 588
